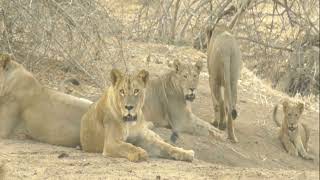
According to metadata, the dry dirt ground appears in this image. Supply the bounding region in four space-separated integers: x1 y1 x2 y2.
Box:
0 42 319 179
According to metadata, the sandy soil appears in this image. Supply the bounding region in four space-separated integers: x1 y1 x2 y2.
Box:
0 42 319 179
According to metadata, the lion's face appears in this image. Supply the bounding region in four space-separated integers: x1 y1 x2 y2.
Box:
110 69 149 124
172 59 203 102
282 100 304 131
0 53 11 96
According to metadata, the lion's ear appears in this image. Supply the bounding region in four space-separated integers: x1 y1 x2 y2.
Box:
0 53 11 69
206 26 213 44
195 60 203 73
110 68 122 86
137 69 149 86
282 100 289 113
297 102 304 114
173 59 181 72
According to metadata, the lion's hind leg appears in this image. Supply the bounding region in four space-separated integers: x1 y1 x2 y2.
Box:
209 76 225 130
301 123 310 151
138 129 194 162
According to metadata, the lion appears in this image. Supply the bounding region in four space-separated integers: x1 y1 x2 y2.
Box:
273 99 314 160
80 69 194 162
206 25 242 143
143 59 226 143
0 53 92 147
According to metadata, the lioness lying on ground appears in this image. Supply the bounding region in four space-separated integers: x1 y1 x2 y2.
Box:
80 69 194 162
143 59 225 143
273 99 314 160
206 25 242 143
0 53 92 147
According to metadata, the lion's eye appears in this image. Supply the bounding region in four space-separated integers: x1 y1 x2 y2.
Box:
134 89 140 95
119 89 125 95
183 75 188 79
193 74 197 78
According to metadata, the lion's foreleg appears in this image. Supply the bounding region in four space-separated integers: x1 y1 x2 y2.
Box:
189 113 226 141
0 102 20 138
102 129 148 162
139 130 194 162
294 136 314 160
281 134 298 156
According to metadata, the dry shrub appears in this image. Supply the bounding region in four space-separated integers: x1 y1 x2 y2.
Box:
0 0 124 87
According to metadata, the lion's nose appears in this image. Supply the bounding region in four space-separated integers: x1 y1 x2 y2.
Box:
125 105 134 110
189 88 195 92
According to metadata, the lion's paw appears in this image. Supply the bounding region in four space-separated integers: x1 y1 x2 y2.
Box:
184 150 195 162
128 148 149 162
171 149 195 162
302 153 314 160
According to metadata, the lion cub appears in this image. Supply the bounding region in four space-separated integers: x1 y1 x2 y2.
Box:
80 69 194 162
273 99 313 160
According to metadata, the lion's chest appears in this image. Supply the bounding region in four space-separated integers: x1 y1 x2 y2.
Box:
123 123 141 141
287 128 299 140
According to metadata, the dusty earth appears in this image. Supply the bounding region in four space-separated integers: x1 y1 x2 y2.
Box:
0 42 319 179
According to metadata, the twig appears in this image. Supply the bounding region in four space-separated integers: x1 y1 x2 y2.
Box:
236 36 293 52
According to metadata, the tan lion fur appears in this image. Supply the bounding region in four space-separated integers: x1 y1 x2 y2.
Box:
273 99 313 160
0 53 92 147
80 69 194 162
207 25 242 143
143 59 226 143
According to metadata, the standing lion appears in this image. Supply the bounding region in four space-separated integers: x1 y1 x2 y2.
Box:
207 25 242 143
80 69 194 162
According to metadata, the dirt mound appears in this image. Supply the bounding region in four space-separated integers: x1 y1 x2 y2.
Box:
0 139 318 180
0 42 319 179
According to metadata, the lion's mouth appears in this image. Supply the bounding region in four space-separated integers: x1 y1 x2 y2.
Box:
288 126 297 131
123 114 137 122
185 94 196 102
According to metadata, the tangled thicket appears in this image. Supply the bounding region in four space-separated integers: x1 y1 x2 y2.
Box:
0 0 319 96
0 0 125 87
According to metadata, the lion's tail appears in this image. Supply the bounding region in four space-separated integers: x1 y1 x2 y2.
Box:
224 55 237 120
273 104 281 127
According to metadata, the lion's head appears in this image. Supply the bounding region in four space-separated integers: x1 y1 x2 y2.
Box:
110 69 149 124
282 100 304 131
172 59 203 102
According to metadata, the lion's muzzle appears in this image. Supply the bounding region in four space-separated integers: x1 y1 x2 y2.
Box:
288 126 297 131
185 88 196 102
288 123 297 131
185 94 196 101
